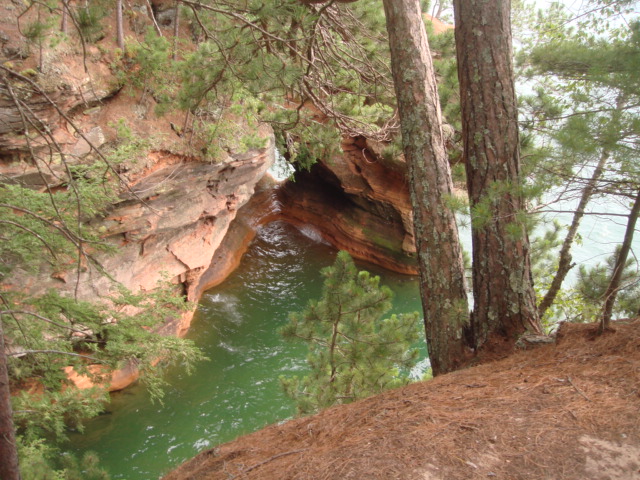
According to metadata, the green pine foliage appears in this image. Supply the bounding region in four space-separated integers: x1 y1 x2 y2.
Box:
2 202 205 471
0 71 204 477
75 3 107 43
530 221 585 328
575 249 640 319
109 0 403 171
119 28 176 103
518 1 639 323
17 439 109 480
23 18 50 47
522 4 640 180
279 251 421 415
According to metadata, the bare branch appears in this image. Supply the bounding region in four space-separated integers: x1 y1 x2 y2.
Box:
6 350 102 362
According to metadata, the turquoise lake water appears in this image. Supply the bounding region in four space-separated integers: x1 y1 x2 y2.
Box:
70 220 424 479
68 171 639 479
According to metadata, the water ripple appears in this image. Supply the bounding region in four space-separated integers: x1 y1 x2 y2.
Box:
70 220 423 480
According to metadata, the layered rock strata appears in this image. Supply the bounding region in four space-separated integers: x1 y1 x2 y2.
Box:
0 37 276 389
278 136 418 275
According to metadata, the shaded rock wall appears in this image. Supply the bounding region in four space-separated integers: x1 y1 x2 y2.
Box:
278 136 418 275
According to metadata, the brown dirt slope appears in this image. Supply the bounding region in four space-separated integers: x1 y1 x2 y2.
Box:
164 319 640 480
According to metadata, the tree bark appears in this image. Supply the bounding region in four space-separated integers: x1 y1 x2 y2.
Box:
538 149 610 318
172 0 180 61
145 0 164 37
116 0 125 51
431 0 446 19
0 319 21 480
453 0 542 347
60 0 69 34
383 0 469 375
600 188 640 331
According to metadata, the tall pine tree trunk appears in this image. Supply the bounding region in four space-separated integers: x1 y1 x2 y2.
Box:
173 0 180 61
600 188 640 331
383 0 469 375
453 0 542 347
0 319 21 480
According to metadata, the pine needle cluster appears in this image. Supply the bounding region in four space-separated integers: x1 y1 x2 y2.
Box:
280 251 421 415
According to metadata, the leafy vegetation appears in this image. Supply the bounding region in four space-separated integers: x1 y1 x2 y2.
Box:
519 0 640 329
280 251 420 414
576 250 640 318
1 0 639 477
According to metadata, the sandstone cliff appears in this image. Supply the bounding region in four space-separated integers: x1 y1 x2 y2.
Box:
0 0 419 391
0 2 277 390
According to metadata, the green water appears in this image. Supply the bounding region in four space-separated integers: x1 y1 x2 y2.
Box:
70 220 423 479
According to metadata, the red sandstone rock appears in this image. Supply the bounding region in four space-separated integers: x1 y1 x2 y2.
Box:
279 136 418 275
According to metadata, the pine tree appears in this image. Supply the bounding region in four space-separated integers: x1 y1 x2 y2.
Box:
382 0 470 376
522 3 640 325
575 244 640 322
453 0 543 349
280 251 420 414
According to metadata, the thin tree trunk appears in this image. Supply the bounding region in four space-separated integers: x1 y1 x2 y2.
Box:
116 0 125 50
432 1 444 19
0 319 21 480
383 0 469 376
172 0 180 61
37 9 43 72
600 188 640 331
538 149 610 318
60 0 69 34
145 0 164 37
453 0 542 348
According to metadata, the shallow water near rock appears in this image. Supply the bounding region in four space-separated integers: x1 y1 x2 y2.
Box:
69 220 424 479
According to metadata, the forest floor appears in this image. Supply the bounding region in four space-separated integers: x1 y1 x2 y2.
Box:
164 318 640 480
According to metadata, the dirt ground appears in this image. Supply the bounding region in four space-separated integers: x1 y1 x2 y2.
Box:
164 318 640 480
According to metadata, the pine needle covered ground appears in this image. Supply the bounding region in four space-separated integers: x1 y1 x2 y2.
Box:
164 318 640 480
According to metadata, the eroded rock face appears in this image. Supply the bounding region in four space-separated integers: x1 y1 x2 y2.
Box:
278 136 418 275
193 175 283 298
92 146 275 337
0 41 276 390
0 28 277 341
0 44 120 158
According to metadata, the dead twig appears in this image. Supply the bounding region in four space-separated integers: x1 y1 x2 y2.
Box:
239 448 308 476
567 376 591 402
